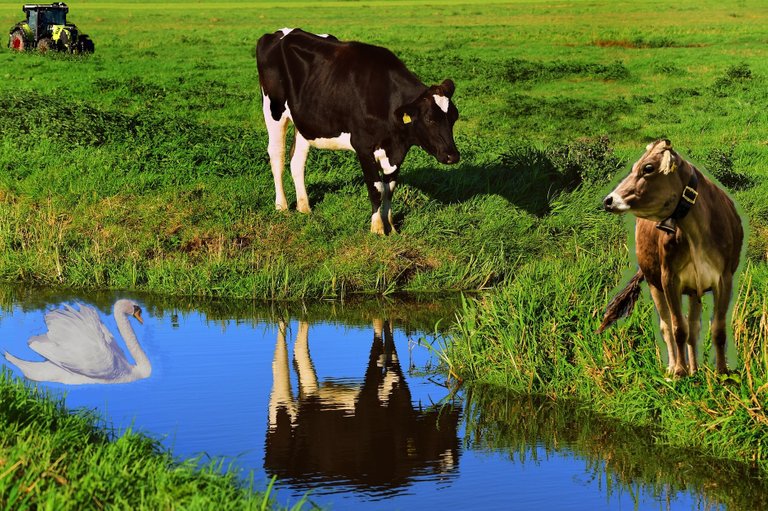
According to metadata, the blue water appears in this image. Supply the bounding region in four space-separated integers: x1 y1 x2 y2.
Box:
0 292 743 510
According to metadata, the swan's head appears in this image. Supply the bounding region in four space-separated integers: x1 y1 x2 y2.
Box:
115 299 144 324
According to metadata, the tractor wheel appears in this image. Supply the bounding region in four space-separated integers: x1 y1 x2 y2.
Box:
77 35 94 54
37 37 54 53
9 30 26 51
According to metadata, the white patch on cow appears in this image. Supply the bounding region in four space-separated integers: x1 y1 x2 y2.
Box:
279 28 330 39
433 94 450 113
374 181 384 193
374 148 398 175
606 192 630 212
308 132 353 150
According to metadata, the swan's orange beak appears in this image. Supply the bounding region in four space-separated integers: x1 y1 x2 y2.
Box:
133 306 144 325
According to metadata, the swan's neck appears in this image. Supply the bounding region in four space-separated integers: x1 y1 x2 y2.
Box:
115 311 151 378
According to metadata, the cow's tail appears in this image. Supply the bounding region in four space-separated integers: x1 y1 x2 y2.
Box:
597 270 645 333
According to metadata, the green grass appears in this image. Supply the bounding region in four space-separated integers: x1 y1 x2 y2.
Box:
0 369 309 510
0 0 765 299
2 0 768 498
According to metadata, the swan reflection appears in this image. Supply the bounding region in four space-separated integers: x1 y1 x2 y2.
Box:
4 299 150 384
266 318 460 491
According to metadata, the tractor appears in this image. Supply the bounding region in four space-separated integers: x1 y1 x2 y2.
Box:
8 3 94 53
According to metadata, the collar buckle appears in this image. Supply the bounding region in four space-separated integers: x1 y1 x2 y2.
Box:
681 186 698 205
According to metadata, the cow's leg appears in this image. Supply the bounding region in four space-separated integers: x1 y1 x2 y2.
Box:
357 154 386 234
662 279 689 377
269 319 296 428
649 284 676 374
711 276 734 373
262 95 291 211
381 174 398 234
686 295 702 374
293 320 319 398
290 133 312 213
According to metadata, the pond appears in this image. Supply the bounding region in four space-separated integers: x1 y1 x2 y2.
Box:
1 288 765 510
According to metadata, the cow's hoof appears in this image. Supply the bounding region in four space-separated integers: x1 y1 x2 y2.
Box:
673 366 688 378
371 214 385 235
275 202 289 212
297 198 311 214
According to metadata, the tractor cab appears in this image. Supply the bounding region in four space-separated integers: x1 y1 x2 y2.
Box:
8 2 93 53
24 3 69 41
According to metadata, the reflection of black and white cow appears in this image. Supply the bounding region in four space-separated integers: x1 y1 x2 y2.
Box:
256 28 460 234
265 319 460 490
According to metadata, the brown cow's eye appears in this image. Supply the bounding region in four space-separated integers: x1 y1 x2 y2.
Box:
643 163 654 174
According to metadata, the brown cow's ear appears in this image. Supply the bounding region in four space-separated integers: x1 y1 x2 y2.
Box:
660 149 679 174
438 79 455 98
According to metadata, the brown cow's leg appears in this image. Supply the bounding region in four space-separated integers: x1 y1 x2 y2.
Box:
712 277 734 373
686 296 702 374
662 278 689 377
649 285 676 374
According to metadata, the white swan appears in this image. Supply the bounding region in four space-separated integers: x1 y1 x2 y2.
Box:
4 299 150 384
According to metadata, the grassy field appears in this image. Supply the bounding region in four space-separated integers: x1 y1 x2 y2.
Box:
2 0 768 499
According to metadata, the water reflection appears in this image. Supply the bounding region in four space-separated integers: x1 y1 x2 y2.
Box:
4 299 150 384
1 287 766 510
463 387 768 511
266 318 461 495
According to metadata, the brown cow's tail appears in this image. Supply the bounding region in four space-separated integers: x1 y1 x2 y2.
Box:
597 270 645 333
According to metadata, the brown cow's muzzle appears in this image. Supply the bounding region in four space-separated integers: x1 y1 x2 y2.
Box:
602 192 629 213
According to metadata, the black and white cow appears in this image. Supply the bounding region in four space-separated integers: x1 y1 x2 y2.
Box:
256 28 460 234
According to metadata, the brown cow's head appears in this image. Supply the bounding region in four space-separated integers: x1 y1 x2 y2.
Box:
396 79 460 165
603 139 688 221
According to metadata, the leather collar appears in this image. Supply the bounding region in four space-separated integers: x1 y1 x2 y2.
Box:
656 170 699 234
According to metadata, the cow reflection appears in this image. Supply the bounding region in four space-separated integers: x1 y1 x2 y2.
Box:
265 319 460 491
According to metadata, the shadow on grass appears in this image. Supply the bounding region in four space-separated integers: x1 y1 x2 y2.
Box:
403 138 623 216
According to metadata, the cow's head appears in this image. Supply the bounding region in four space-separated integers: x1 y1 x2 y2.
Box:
396 79 460 165
603 139 689 221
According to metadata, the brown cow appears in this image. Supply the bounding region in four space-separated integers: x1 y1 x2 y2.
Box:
601 140 743 376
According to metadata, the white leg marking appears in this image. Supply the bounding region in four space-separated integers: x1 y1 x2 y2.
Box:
263 94 290 211
291 132 312 213
374 148 398 175
386 180 397 233
433 94 450 113
371 212 385 235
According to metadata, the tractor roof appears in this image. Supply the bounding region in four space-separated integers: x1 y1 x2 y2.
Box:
22 2 68 12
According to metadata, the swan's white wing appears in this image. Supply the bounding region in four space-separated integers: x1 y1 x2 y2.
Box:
27 304 132 380
4 352 101 384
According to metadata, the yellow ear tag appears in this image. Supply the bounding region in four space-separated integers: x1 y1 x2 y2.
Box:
402 113 412 124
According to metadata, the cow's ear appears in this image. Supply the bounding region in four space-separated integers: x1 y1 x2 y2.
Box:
660 148 679 174
438 79 455 98
395 104 418 126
